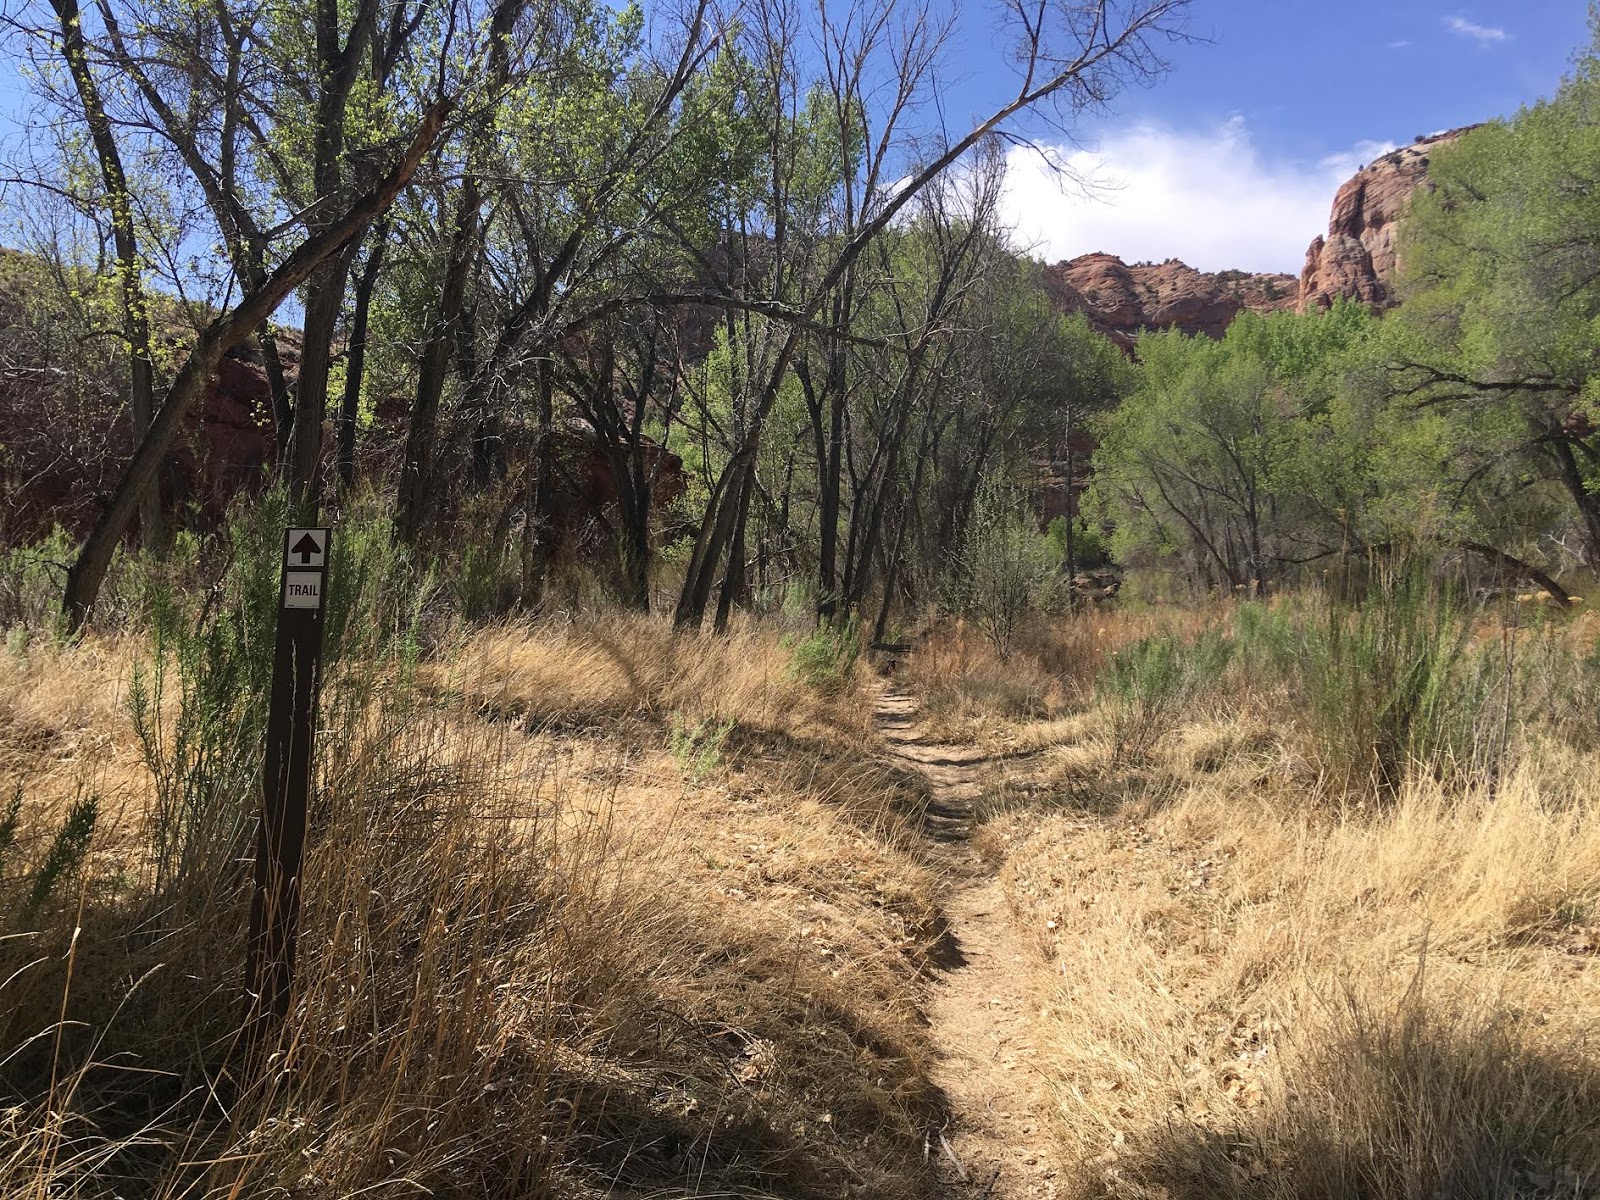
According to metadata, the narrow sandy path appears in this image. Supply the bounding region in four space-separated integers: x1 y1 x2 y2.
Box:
874 690 1059 1200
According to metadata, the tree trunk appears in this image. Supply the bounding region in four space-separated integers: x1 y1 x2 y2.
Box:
289 256 353 517
1549 435 1600 566
1457 541 1573 608
713 464 753 633
524 355 556 608
395 181 481 544
337 221 387 487
50 0 163 549
676 451 750 630
1063 407 1076 584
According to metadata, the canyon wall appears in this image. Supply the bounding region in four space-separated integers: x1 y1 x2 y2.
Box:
1041 127 1477 343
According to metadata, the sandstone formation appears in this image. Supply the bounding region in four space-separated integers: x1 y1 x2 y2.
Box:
1039 128 1479 346
1297 127 1476 312
1041 252 1297 349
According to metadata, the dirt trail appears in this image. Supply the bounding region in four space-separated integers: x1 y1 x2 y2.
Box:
874 690 1059 1200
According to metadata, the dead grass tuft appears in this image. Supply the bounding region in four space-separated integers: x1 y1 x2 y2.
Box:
1003 725 1600 1199
0 615 946 1198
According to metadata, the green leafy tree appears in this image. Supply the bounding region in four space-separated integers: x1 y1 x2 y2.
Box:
1087 305 1375 592
1390 35 1600 571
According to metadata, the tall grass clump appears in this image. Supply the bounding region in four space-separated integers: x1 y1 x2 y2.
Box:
786 617 861 693
1098 565 1522 794
1099 627 1234 763
0 524 947 1196
1232 568 1501 794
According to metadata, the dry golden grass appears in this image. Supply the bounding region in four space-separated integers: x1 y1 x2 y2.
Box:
0 615 946 1198
899 607 1227 752
1007 734 1600 1198
440 613 870 739
912 603 1600 1199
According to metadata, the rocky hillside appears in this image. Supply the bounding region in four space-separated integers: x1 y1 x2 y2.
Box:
1041 127 1476 345
1297 127 1475 312
1042 253 1297 349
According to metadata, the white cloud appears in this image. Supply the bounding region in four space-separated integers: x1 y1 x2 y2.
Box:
1445 15 1508 43
998 117 1397 275
1388 39 1411 49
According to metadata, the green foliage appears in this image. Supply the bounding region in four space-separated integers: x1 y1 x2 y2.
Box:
0 527 75 635
449 539 520 624
129 528 276 906
953 478 1057 655
669 713 734 781
22 792 98 921
1046 517 1107 572
320 494 436 673
0 783 21 871
1234 571 1493 792
786 619 860 692
1385 40 1600 563
0 783 99 930
1098 628 1234 763
1088 304 1378 591
1099 564 1516 791
119 491 439 908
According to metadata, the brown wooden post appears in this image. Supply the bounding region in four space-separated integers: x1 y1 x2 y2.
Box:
246 526 330 1023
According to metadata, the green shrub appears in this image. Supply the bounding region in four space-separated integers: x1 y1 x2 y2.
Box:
0 784 21 871
1046 516 1108 572
1099 628 1234 762
786 619 860 692
954 478 1056 655
0 784 100 930
1228 568 1507 795
669 713 735 781
1290 572 1489 792
22 792 99 921
122 491 439 912
0 526 74 635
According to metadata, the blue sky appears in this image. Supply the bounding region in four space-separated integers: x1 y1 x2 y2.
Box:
0 1 1590 277
947 1 1594 273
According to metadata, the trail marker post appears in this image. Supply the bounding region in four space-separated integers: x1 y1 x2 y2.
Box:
247 526 330 1023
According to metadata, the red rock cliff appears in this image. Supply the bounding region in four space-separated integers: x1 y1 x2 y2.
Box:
1297 127 1477 312
1042 253 1297 349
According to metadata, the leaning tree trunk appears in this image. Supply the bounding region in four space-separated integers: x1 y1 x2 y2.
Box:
675 452 748 630
713 465 754 633
1549 435 1600 567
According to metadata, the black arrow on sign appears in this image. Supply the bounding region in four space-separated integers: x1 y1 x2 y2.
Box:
290 533 322 564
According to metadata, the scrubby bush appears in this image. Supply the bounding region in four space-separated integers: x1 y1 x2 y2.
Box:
1045 515 1108 572
786 617 860 692
1099 627 1234 762
952 478 1057 656
670 711 735 780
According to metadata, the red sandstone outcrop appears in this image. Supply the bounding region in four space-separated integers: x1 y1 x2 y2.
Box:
1297 127 1477 312
1042 253 1297 349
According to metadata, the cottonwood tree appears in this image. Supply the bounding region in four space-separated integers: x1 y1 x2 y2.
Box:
37 0 164 545
670 0 1191 631
80 0 450 510
1389 52 1600 571
1087 306 1377 593
391 0 730 612
48 0 528 628
833 144 1012 622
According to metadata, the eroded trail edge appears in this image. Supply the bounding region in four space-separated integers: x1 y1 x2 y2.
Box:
875 690 1060 1200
